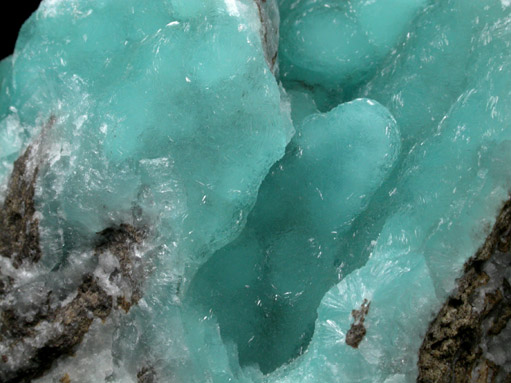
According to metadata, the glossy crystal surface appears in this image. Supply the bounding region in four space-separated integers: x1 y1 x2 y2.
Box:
0 0 510 382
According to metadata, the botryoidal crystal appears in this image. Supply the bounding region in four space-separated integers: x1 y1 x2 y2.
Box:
0 0 510 382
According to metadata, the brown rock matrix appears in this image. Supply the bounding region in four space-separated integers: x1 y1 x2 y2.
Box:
0 145 146 383
418 199 511 383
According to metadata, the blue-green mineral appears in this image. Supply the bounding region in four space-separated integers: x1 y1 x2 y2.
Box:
0 0 510 382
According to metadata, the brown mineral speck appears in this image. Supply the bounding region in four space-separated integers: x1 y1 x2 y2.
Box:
137 366 157 383
346 299 371 348
59 373 71 383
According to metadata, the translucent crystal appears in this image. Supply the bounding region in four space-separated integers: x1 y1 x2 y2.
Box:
191 98 400 373
1 0 293 267
278 0 429 95
1 0 510 382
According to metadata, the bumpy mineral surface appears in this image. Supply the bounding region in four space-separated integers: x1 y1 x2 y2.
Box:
0 0 510 382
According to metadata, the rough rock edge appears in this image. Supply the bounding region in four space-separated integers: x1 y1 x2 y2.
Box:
418 198 511 383
0 145 146 383
0 145 41 269
137 365 157 383
254 0 279 72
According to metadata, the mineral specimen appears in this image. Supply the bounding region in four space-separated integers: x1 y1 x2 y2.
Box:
278 0 429 96
190 98 400 373
0 0 510 382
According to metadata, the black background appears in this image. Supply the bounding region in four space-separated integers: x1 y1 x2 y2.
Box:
1 0 42 59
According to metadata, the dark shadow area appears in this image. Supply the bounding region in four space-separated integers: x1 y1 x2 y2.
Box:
1 0 41 59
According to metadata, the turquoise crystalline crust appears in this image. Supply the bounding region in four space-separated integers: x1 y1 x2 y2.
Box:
278 0 429 95
191 98 400 373
0 0 510 382
2 0 293 263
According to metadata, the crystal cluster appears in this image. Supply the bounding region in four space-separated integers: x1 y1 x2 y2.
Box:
0 0 510 382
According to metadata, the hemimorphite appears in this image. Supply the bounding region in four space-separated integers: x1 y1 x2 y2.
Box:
353 0 511 295
360 0 509 149
2 0 293 267
190 98 400 373
0 0 510 382
278 0 429 94
0 0 292 381
0 57 12 119
0 56 23 193
264 1 511 382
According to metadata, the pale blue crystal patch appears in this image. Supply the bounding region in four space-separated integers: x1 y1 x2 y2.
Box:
0 0 510 382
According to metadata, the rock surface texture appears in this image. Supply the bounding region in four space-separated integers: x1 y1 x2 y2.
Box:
418 200 511 383
0 146 146 383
